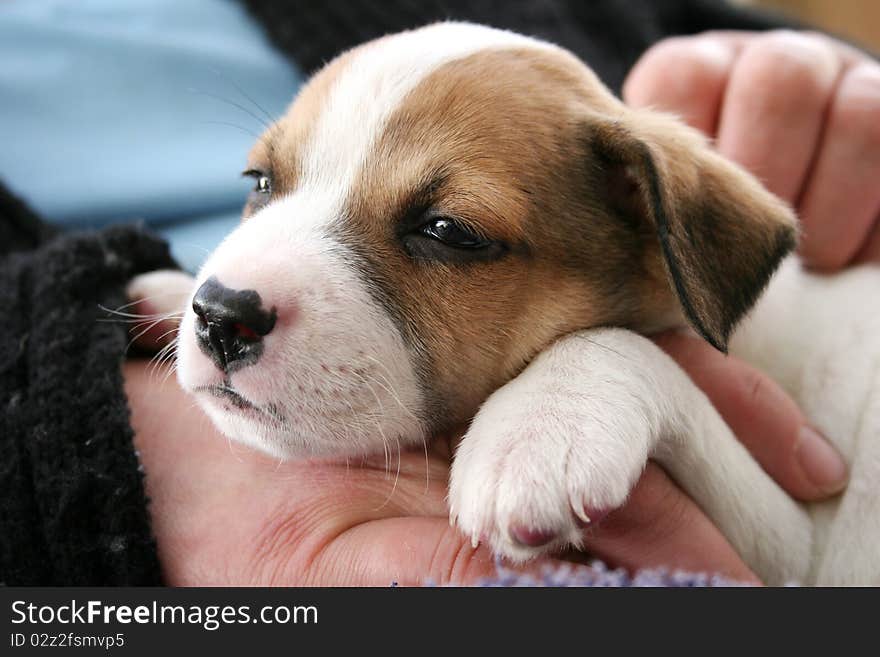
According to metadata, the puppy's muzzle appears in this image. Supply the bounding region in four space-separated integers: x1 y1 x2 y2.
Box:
191 276 277 373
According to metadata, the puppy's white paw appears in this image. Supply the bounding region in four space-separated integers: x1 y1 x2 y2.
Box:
449 343 654 562
124 269 195 350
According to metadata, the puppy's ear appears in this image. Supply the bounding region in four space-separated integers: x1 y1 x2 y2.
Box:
587 112 797 352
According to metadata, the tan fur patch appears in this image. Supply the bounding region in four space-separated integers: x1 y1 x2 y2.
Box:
250 36 796 430
336 47 666 424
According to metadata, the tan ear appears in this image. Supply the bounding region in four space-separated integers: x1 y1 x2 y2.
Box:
587 112 798 352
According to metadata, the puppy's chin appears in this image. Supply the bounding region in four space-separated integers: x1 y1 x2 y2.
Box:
198 396 296 460
178 358 428 461
193 387 428 460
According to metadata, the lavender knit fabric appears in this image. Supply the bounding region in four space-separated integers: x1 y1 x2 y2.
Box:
479 562 751 587
416 559 754 587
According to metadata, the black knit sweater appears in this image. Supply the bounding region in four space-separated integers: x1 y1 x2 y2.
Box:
0 184 175 585
0 0 790 585
242 0 791 93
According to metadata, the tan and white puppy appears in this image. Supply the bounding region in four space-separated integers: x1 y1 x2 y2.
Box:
129 23 879 585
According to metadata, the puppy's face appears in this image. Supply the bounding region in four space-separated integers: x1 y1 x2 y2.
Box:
177 23 796 459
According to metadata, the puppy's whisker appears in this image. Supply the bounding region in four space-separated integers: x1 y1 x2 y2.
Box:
361 355 419 425
150 345 175 370
200 120 262 140
123 319 168 355
339 399 364 453
375 433 403 511
421 433 430 495
150 357 173 384
150 340 181 382
187 88 271 130
152 326 181 346
342 375 390 476
575 334 632 362
125 316 180 354
97 307 185 322
123 311 182 331
101 294 188 314
148 341 176 375
349 366 414 480
158 362 179 387
359 377 402 498
207 66 277 125
349 359 405 414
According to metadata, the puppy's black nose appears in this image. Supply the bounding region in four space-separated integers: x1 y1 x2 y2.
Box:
191 276 276 372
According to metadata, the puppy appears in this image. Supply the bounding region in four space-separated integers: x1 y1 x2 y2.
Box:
129 23 879 585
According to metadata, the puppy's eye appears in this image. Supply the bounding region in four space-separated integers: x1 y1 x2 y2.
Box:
401 213 507 264
420 217 490 249
243 169 272 195
242 170 273 217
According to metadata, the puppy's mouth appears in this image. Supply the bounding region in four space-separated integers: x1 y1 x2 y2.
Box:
194 383 287 426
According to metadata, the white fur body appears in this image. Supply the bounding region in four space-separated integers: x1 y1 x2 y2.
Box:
732 258 880 584
451 256 879 585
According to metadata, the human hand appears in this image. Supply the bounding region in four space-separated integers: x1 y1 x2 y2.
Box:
623 30 880 270
592 29 864 579
126 358 553 585
127 349 847 586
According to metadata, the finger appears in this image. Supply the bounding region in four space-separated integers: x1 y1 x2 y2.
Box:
313 517 569 586
853 216 880 265
583 463 760 584
797 61 880 270
654 330 848 500
715 31 841 204
695 30 866 69
125 270 193 350
623 35 737 135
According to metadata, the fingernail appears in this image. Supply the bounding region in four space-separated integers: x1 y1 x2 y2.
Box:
796 426 848 494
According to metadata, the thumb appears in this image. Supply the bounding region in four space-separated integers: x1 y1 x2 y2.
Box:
653 330 848 501
124 270 193 351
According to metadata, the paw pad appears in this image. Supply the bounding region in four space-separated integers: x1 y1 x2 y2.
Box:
510 526 558 547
